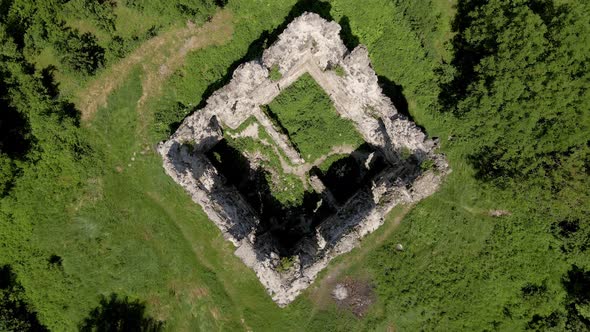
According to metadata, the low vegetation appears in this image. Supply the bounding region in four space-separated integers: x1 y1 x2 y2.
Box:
317 153 349 173
269 65 282 81
333 65 346 77
277 257 296 273
264 73 364 162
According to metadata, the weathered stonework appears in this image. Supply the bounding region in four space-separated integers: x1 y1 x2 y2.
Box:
158 13 449 306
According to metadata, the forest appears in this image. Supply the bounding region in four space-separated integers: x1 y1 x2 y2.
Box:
0 0 588 330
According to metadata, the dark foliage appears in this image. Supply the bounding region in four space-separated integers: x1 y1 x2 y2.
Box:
56 31 105 75
564 266 590 306
0 265 48 331
213 0 228 8
441 0 590 188
562 266 590 329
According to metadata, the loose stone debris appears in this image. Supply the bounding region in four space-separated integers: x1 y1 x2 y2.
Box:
489 209 512 217
332 284 349 301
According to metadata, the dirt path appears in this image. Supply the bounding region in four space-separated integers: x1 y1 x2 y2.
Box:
77 10 234 123
308 204 414 310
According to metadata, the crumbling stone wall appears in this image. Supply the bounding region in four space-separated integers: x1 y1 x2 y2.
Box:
158 13 449 306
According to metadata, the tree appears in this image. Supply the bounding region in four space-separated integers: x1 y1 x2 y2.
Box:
56 30 105 75
442 0 589 192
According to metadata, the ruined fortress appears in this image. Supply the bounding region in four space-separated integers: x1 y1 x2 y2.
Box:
158 13 449 306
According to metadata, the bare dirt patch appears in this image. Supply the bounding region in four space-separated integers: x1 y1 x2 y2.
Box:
332 277 376 318
309 205 412 310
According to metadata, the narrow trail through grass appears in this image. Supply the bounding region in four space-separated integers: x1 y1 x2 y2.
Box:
308 205 413 310
76 9 234 123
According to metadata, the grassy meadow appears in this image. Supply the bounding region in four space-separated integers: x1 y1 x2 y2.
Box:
1 0 589 331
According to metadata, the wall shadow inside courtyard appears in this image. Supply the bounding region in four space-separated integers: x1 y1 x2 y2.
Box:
205 139 423 263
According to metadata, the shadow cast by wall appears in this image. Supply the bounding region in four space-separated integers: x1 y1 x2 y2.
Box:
206 139 331 257
377 75 410 120
338 16 359 50
205 138 424 265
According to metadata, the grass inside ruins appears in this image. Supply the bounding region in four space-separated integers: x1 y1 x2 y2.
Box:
264 73 364 162
219 119 308 207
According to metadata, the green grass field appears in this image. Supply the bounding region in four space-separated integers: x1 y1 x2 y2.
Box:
2 1 468 329
264 73 364 162
3 0 589 330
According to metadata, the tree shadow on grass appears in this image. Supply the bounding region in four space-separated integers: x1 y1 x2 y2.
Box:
39 64 82 126
80 294 163 332
376 75 428 135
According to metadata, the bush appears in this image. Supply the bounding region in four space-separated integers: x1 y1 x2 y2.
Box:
277 256 295 273
269 65 282 81
333 65 346 77
56 30 105 75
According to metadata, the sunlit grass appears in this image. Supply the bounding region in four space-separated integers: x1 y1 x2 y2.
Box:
265 73 364 162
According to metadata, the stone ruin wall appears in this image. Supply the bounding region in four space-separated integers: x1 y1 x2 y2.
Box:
158 13 450 306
